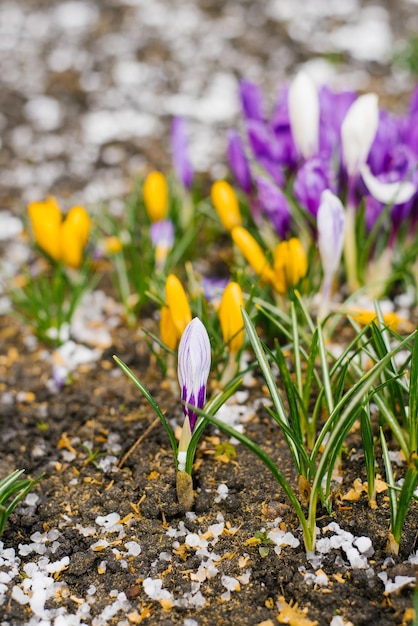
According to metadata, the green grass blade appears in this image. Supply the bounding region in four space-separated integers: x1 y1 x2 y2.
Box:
241 308 301 471
380 428 397 530
408 331 418 453
360 406 376 505
392 460 418 544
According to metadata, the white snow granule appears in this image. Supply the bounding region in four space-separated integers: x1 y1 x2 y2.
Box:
11 585 29 605
45 556 70 574
214 483 228 503
125 541 141 557
378 571 416 593
185 533 208 549
353 536 374 557
143 577 174 601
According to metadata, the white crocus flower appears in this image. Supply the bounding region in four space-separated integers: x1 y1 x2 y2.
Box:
177 318 211 466
341 93 379 177
288 71 319 160
360 164 416 205
317 190 346 319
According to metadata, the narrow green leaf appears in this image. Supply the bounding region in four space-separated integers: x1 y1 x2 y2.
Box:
380 428 397 530
408 331 418 453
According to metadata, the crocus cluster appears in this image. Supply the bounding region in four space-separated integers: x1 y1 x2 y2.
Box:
227 74 418 294
211 180 308 296
28 196 91 269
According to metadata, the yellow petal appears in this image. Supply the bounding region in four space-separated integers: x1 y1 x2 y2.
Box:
27 196 62 261
231 226 274 284
65 206 91 247
218 282 244 353
143 171 168 222
211 180 242 231
346 309 408 332
59 221 85 269
165 274 192 337
160 305 180 351
273 237 307 294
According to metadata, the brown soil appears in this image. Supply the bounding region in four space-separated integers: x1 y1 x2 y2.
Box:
1 311 417 626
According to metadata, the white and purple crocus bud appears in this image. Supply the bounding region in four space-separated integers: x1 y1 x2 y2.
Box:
288 71 319 160
341 93 379 178
171 116 193 190
177 318 211 470
317 189 346 319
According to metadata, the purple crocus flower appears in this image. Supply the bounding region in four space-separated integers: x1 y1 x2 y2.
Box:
293 156 332 219
177 318 211 433
318 86 356 158
270 86 299 170
239 79 264 121
171 116 193 190
227 129 252 194
255 176 290 239
247 119 281 162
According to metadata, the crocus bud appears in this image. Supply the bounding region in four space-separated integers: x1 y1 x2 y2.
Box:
165 274 192 338
239 79 264 121
317 190 345 277
231 226 275 284
273 238 307 295
171 117 193 190
317 189 345 318
219 282 245 354
341 93 379 176
211 180 242 231
27 196 62 262
177 318 211 433
288 71 319 160
143 171 168 222
255 176 290 239
227 129 252 194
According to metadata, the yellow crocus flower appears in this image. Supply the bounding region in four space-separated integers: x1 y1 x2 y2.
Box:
27 196 62 262
211 180 242 231
165 274 192 338
231 226 274 284
143 171 168 222
219 282 245 353
27 198 90 269
273 237 307 295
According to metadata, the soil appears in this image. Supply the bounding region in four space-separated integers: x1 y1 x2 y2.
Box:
1 308 417 626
